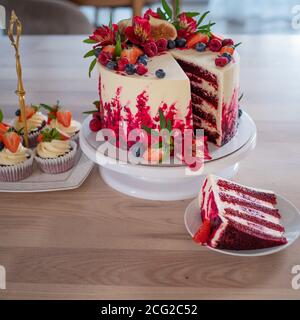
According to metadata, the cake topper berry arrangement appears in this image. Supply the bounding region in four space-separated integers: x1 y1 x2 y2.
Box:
83 0 241 77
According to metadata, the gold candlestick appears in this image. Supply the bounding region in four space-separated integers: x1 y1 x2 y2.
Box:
8 10 29 147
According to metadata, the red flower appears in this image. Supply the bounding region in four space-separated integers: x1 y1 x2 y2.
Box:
89 24 118 46
143 9 160 20
177 13 197 39
125 16 151 45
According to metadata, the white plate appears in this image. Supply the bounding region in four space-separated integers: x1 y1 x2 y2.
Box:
184 196 300 257
0 150 94 193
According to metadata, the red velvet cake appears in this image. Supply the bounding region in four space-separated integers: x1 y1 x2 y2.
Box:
194 175 287 250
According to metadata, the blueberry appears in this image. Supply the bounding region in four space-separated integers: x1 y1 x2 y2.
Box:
175 38 186 48
195 42 206 52
167 39 176 49
140 54 148 61
15 109 21 116
155 69 166 79
222 52 232 61
125 64 136 75
0 141 4 151
106 61 117 70
138 56 148 66
94 47 102 57
238 108 243 118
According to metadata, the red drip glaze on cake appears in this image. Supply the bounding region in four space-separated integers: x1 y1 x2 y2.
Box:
196 175 287 250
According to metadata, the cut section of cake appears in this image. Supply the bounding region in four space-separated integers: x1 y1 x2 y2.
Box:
171 49 240 146
194 175 287 250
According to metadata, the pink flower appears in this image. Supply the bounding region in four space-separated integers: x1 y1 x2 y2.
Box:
125 16 151 45
143 9 160 20
177 13 197 39
90 24 118 46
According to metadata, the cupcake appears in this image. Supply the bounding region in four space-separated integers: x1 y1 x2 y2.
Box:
35 128 77 174
40 102 81 141
13 105 46 148
0 130 34 182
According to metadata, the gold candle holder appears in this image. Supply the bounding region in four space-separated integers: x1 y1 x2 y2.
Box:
7 10 29 147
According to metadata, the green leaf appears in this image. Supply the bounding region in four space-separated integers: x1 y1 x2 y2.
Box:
84 49 95 58
88 58 97 78
185 12 200 18
162 0 172 20
141 124 152 135
39 103 53 112
93 100 100 108
174 0 180 18
234 42 242 48
159 109 166 129
0 109 3 123
157 8 167 20
166 119 172 132
238 93 244 102
82 110 97 115
197 11 210 27
109 12 113 30
83 38 97 44
115 33 122 58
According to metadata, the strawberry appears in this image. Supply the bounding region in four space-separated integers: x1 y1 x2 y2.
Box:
18 106 36 121
56 110 72 127
2 132 21 153
0 122 9 135
211 33 223 42
186 33 210 49
193 219 211 244
102 45 115 56
143 147 163 163
120 46 143 64
38 128 70 143
220 46 235 55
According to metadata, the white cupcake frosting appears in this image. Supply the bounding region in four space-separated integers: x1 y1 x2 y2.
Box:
14 112 46 132
0 144 30 166
49 119 80 136
36 139 71 159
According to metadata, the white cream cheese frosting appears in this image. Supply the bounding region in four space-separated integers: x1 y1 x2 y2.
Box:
0 144 29 166
36 140 71 159
49 119 80 136
14 112 46 132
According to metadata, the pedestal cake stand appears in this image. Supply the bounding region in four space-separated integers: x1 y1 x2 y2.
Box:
80 111 257 201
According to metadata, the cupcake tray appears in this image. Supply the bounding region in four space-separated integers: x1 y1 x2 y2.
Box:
0 149 94 193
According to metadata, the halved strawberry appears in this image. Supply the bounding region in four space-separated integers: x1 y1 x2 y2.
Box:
120 46 143 64
102 45 116 56
193 219 211 244
220 46 235 55
186 33 210 48
0 122 9 135
56 110 72 127
2 132 21 153
18 106 36 121
58 130 70 141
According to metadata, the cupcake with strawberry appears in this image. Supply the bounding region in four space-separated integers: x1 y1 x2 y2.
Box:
0 110 34 182
35 128 77 174
40 102 81 141
13 105 47 148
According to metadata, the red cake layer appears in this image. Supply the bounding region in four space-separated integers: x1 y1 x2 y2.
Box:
217 179 277 205
193 117 220 144
191 93 217 112
219 193 281 218
185 72 218 91
176 59 218 86
190 83 218 108
192 106 217 127
217 223 287 250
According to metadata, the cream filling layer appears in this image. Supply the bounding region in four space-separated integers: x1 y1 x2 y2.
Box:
37 140 71 159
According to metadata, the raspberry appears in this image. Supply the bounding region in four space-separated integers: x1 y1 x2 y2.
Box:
136 63 148 75
209 39 222 52
215 56 229 67
98 52 110 66
89 118 102 132
222 38 234 47
156 38 168 52
143 41 158 57
117 57 129 71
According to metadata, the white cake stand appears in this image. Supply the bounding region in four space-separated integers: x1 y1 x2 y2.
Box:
80 112 257 201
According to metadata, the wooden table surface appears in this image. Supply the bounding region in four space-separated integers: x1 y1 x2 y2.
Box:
0 35 300 300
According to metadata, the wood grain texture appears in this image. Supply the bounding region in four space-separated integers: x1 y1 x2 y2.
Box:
0 35 300 299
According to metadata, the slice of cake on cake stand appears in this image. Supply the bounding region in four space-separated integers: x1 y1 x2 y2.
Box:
80 2 256 200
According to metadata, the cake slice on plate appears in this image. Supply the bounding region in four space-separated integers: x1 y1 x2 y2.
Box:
194 175 287 250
